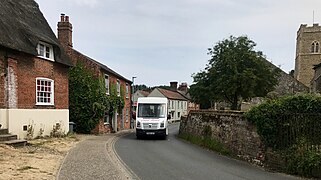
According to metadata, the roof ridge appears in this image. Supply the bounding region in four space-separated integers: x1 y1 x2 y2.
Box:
72 49 131 82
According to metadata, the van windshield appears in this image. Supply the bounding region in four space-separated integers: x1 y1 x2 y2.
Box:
137 103 166 118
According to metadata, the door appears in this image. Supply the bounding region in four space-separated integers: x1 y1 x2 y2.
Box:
120 111 124 129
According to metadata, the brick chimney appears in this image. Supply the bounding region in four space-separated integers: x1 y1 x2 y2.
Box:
170 82 178 91
58 13 73 49
178 82 188 93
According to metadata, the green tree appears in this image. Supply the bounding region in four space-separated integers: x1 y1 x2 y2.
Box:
190 36 279 110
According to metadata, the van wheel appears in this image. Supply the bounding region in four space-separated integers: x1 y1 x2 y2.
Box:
136 134 141 139
161 135 167 140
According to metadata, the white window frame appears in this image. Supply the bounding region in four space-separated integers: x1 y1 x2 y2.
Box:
36 77 54 106
37 41 55 61
126 83 129 98
117 79 120 96
105 74 109 95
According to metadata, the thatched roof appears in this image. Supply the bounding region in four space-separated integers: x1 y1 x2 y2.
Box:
0 0 71 66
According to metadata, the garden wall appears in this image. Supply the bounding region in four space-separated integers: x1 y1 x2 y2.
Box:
179 110 265 165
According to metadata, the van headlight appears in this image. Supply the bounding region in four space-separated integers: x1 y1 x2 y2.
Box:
137 121 141 128
160 121 164 128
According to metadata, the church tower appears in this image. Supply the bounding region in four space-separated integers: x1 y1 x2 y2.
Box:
294 23 321 87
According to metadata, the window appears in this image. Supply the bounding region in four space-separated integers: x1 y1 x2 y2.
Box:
117 79 120 96
104 112 109 125
311 41 320 53
126 83 129 98
105 74 109 94
37 42 54 60
36 78 54 105
126 108 129 122
137 103 166 118
178 112 181 118
171 101 174 109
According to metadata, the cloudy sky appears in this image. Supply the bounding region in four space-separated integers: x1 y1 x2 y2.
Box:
36 0 321 86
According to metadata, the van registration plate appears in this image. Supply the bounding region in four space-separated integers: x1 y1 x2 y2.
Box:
146 132 155 135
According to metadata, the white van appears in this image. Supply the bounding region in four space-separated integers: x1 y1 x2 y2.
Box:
135 97 169 139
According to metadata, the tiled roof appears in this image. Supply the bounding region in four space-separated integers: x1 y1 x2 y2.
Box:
139 90 150 97
73 50 131 83
157 88 187 101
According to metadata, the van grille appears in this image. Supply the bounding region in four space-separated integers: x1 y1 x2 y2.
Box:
143 123 158 129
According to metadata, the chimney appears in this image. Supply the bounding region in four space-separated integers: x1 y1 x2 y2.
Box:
178 82 188 93
58 13 73 48
170 82 178 91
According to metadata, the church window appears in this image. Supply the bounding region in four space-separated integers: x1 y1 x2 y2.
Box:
311 41 320 53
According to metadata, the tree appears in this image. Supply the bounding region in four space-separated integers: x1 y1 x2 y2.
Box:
190 36 279 110
133 84 150 92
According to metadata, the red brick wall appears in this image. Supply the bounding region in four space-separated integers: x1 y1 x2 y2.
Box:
91 119 111 134
0 50 69 109
109 75 131 130
68 48 132 131
71 50 101 77
58 18 132 131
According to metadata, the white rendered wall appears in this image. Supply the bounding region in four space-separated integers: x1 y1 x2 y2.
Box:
2 109 69 139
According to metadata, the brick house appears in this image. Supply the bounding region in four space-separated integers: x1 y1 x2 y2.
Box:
57 14 132 133
0 0 72 139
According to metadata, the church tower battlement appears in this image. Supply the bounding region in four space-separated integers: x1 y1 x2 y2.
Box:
294 23 321 87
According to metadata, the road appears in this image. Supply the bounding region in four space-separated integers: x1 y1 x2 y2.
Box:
115 123 299 180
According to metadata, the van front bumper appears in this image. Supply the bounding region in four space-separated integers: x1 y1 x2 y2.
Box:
136 129 166 136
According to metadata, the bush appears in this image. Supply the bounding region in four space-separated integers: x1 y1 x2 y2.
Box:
285 148 321 177
245 94 321 177
245 94 321 149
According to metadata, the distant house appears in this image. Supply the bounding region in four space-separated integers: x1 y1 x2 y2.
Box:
148 82 188 122
57 14 132 133
0 0 72 138
132 90 150 109
176 82 200 112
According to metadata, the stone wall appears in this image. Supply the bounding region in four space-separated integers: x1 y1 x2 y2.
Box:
179 110 265 164
294 24 321 87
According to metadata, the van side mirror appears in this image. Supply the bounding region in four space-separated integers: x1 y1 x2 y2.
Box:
167 115 171 120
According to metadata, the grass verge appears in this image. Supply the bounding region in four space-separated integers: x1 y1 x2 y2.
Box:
178 133 231 156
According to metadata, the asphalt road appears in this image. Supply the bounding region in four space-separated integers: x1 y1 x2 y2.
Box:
115 123 300 180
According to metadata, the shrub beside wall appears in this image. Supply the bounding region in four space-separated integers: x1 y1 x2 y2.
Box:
245 94 321 178
180 94 321 178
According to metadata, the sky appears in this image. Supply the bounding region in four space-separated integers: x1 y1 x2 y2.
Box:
36 0 321 87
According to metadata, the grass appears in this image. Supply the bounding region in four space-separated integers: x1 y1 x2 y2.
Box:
178 133 231 156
